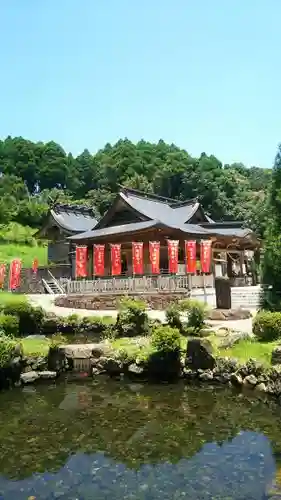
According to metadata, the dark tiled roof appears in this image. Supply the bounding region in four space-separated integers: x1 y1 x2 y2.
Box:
120 189 204 224
69 219 218 241
202 227 253 238
68 220 160 240
69 219 254 242
51 205 98 233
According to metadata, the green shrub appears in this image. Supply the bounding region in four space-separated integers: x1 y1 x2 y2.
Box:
115 297 149 337
80 316 109 336
62 314 81 334
165 304 182 331
50 333 67 347
41 315 62 336
0 314 19 337
180 299 207 331
1 302 45 336
253 310 281 341
151 325 181 354
0 334 16 368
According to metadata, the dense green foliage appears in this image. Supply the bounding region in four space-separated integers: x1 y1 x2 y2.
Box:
0 333 16 368
0 136 270 238
115 297 149 337
165 299 207 334
253 311 281 341
151 325 181 354
262 145 281 309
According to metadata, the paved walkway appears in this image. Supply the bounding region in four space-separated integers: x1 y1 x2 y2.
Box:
28 294 254 334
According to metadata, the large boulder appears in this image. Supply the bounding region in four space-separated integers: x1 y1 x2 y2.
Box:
271 346 281 365
208 308 251 321
219 331 253 349
48 346 66 372
20 371 40 384
186 338 216 370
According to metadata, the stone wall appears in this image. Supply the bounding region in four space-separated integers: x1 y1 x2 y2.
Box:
54 292 189 310
54 285 262 311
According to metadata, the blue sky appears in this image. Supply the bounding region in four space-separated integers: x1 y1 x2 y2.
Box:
0 0 280 168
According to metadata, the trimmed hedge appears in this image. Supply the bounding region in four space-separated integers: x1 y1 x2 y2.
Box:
253 311 281 341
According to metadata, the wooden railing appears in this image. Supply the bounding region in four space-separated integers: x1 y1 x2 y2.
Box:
59 274 214 295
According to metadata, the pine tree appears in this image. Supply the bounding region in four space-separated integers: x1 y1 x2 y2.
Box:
262 144 281 310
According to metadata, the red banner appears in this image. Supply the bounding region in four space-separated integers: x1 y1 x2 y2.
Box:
0 264 6 288
111 244 121 276
75 246 88 278
9 259 21 290
185 240 197 273
32 258 39 274
149 241 160 274
93 244 105 276
167 240 179 274
132 242 143 275
200 240 212 273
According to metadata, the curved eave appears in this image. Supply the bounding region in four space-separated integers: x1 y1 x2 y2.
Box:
94 193 150 230
50 210 97 233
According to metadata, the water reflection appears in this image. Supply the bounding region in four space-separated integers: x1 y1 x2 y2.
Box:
0 380 280 499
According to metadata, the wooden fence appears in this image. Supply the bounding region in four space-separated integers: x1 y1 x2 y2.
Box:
60 274 214 295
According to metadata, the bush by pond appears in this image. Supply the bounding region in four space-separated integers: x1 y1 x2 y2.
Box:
253 311 281 341
1 300 45 336
0 314 19 337
165 298 208 334
115 297 150 338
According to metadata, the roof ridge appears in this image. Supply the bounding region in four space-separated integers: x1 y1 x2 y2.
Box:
170 198 199 208
54 203 94 215
119 185 175 204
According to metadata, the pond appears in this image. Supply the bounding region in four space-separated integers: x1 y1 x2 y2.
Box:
0 379 281 499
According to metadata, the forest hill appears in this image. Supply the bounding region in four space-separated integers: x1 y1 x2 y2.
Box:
0 136 269 238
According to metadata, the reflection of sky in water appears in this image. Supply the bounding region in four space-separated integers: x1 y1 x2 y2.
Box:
0 431 276 499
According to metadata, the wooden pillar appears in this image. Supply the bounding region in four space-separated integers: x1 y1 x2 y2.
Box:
239 250 244 277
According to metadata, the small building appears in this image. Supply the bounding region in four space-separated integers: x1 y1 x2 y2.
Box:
67 186 259 287
36 203 98 266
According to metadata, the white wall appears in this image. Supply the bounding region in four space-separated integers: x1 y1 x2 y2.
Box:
191 285 261 310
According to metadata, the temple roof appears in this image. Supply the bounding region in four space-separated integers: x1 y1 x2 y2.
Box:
69 219 255 242
94 186 214 230
36 204 98 237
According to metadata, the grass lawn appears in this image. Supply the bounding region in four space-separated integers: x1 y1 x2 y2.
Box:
0 291 28 306
19 337 51 357
218 339 279 367
0 243 47 268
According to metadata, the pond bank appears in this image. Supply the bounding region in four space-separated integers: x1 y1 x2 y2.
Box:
4 338 281 405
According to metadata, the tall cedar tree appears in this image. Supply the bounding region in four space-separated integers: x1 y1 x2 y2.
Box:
262 144 281 310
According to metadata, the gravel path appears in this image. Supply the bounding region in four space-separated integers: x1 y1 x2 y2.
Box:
28 294 254 334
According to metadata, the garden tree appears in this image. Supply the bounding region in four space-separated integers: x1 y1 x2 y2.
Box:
261 144 281 310
0 134 271 236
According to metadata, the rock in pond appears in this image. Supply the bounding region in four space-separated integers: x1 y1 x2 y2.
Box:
20 371 40 384
199 370 214 381
39 371 57 380
186 338 216 370
230 373 243 387
255 382 267 393
128 363 145 376
243 374 258 388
